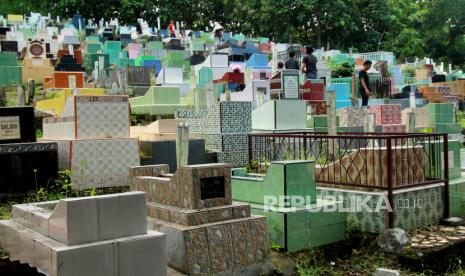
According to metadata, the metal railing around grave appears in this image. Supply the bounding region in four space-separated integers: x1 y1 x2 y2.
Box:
248 132 450 226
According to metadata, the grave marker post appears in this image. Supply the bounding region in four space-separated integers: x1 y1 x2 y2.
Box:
364 113 375 147
326 90 338 160
68 75 79 95
409 88 416 108
17 85 25 106
27 79 35 105
407 112 415 133
176 123 189 169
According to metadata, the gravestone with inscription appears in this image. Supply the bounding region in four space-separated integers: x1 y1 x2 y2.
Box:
0 106 58 193
129 163 272 275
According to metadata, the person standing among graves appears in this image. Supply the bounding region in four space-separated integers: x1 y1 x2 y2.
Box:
285 51 300 70
301 46 318 79
168 20 176 38
212 22 224 47
359 60 372 106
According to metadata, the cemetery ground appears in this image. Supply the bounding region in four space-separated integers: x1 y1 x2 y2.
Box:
2 88 465 275
2 187 465 276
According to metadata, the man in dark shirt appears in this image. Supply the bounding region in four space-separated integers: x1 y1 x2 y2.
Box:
284 51 299 70
301 46 318 79
359 60 372 107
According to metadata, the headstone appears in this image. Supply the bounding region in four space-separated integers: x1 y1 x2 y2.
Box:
327 91 337 135
407 112 415 133
27 79 35 105
176 123 189 168
129 163 272 275
17 85 25 106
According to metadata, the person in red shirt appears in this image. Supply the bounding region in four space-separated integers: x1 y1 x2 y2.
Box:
168 20 176 38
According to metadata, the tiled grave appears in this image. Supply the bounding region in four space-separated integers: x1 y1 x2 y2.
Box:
41 95 139 190
0 192 167 276
232 160 346 252
252 100 308 131
175 101 251 167
36 88 105 116
130 163 272 275
130 86 188 115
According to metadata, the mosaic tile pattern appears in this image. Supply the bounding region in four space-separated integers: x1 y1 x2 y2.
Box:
70 138 140 190
316 146 426 188
337 107 368 127
175 102 251 166
368 104 402 125
131 164 272 275
393 185 444 230
75 96 130 139
42 96 130 140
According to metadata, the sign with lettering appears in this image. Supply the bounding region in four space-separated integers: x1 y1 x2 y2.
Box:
283 74 299 99
0 116 20 140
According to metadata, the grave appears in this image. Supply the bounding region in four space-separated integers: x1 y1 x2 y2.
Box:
270 69 301 99
337 106 368 127
176 101 251 167
424 103 461 138
0 192 167 276
43 72 85 89
252 100 308 132
0 106 58 193
35 88 105 116
123 66 153 96
41 95 140 190
0 52 22 86
369 104 406 133
328 83 352 109
195 53 231 80
129 163 272 275
231 160 346 252
131 119 215 171
130 86 188 115
219 79 271 105
21 40 55 83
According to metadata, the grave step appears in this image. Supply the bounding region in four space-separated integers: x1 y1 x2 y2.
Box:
146 200 251 226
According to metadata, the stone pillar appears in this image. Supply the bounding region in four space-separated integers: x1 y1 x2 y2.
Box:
407 112 415 133
409 89 416 108
194 88 200 112
364 113 375 133
176 123 189 169
225 89 231 101
364 113 376 147
111 82 119 95
327 91 337 135
17 85 25 106
351 73 357 106
326 91 338 160
27 79 35 105
69 75 79 95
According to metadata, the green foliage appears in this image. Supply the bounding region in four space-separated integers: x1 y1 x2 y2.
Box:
330 63 355 78
2 0 465 68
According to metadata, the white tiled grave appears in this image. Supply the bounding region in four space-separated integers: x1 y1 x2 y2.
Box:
41 95 139 190
0 192 167 276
